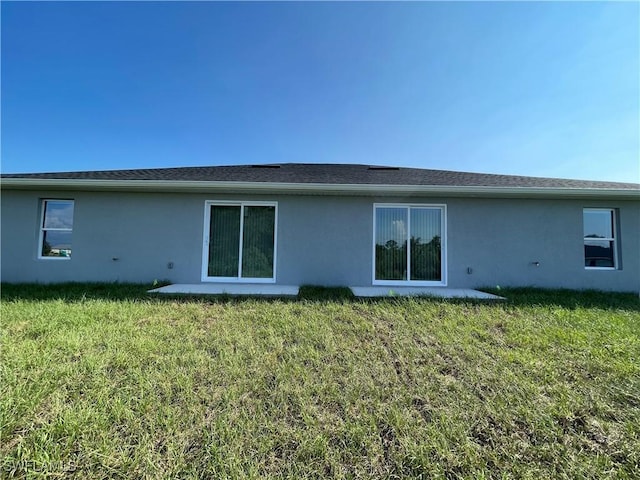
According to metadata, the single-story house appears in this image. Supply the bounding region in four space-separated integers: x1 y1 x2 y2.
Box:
2 163 639 295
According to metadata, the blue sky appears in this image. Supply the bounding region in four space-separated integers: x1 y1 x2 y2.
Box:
2 1 638 182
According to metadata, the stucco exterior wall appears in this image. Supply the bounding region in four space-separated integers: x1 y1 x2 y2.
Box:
2 189 638 292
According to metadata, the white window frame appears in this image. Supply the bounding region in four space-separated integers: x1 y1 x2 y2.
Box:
201 200 278 283
584 208 618 270
38 199 74 260
372 203 447 287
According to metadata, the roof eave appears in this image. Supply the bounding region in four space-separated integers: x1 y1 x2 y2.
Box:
2 178 638 199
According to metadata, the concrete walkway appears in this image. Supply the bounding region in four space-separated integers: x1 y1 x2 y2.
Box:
149 284 503 299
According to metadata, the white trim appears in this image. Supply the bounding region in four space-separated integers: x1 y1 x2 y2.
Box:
272 205 279 283
442 204 448 285
201 203 210 281
407 207 412 282
201 201 278 283
583 208 618 270
4 178 638 199
37 199 74 260
372 203 447 287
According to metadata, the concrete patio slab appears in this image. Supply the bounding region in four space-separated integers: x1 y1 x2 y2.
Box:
350 286 504 299
148 284 300 296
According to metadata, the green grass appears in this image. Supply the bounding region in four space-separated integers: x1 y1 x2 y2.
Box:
1 284 639 479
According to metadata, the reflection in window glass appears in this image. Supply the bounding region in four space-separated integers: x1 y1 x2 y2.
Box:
375 208 408 281
583 210 613 239
584 240 615 268
40 200 74 258
583 209 617 268
375 206 443 283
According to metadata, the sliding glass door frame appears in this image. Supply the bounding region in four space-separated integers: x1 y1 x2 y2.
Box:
201 200 278 283
372 203 447 287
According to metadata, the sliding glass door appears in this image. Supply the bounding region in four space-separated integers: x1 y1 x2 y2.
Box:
374 204 446 286
203 202 277 282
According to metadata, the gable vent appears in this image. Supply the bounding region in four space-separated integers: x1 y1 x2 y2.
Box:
368 165 400 171
251 164 281 168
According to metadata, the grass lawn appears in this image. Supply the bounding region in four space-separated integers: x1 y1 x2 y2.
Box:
1 284 639 479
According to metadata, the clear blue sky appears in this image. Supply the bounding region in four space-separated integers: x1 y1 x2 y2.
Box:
2 1 638 182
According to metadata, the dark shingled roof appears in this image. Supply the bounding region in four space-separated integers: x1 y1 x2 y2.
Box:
2 163 639 190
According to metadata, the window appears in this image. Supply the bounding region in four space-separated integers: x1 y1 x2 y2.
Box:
39 200 74 259
202 201 277 282
584 208 618 269
373 204 446 285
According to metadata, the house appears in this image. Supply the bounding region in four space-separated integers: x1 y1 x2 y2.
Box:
1 163 639 296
